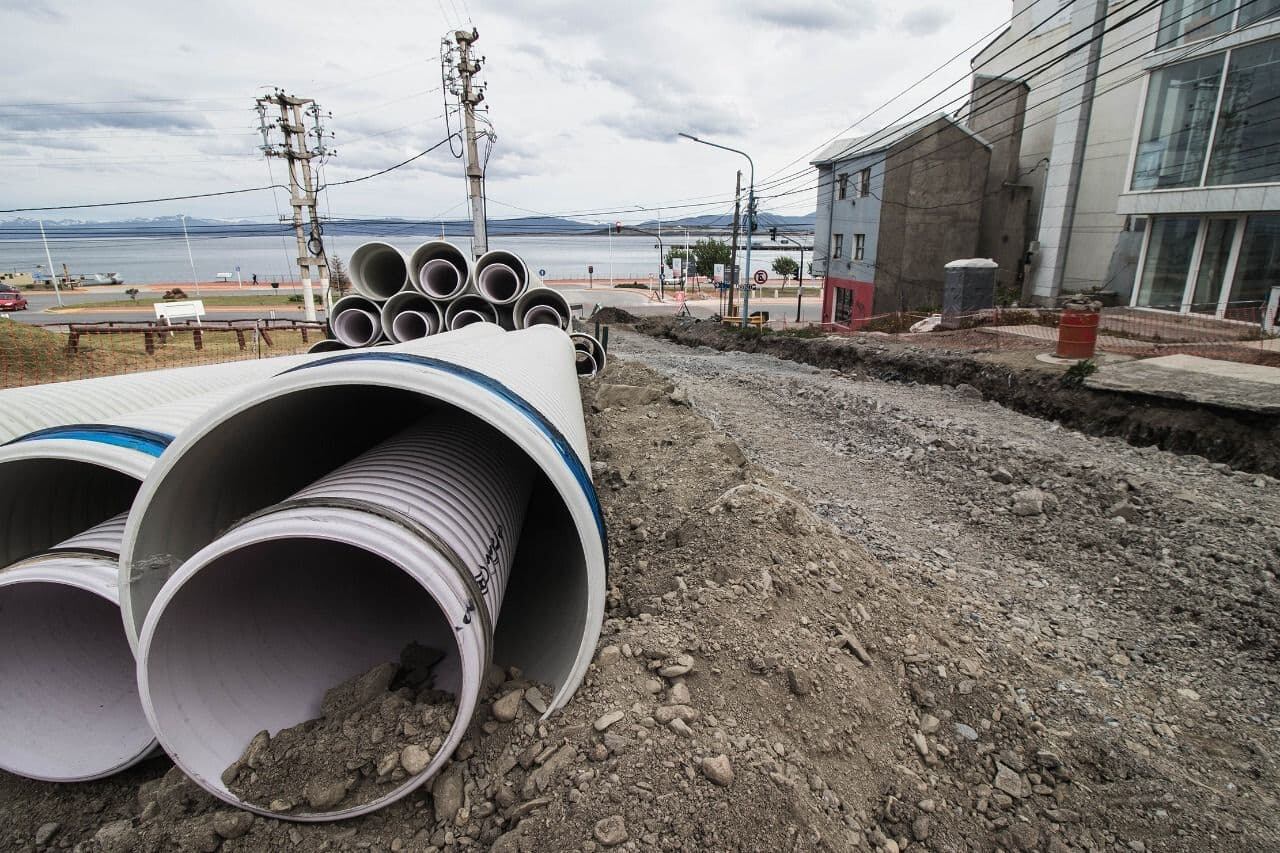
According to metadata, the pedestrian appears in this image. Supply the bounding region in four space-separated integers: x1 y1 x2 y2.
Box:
252 273 258 286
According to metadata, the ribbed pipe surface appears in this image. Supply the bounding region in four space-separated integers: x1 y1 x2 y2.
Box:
348 241 409 301
139 412 533 819
0 513 155 782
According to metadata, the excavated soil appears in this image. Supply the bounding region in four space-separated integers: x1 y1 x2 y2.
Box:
0 333 1277 852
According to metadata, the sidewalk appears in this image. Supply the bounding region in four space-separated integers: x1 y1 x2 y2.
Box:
1086 354 1280 415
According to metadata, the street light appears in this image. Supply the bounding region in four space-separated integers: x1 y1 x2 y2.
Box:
679 132 754 327
179 214 202 297
772 228 807 323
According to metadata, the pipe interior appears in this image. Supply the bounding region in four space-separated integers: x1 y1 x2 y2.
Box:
334 309 380 347
574 349 598 377
478 264 521 303
392 311 434 341
420 259 463 299
352 246 408 300
128 386 588 695
0 578 153 780
450 310 490 330
144 539 459 797
523 306 564 328
308 340 349 353
0 458 138 567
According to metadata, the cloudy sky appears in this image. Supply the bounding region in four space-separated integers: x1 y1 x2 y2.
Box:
1 0 1011 224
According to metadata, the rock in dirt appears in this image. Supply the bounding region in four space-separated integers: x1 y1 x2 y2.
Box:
224 644 455 814
431 767 464 824
994 763 1029 798
787 667 814 696
594 815 629 847
211 810 253 840
594 383 663 411
594 710 625 731
492 689 523 722
701 754 735 786
1011 488 1047 516
93 819 137 853
34 822 60 846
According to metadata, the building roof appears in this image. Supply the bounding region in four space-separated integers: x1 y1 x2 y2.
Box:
810 112 991 167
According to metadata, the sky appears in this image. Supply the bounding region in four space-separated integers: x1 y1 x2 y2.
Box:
0 0 1012 225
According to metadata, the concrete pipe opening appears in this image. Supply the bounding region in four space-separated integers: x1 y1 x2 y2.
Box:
122 329 606 814
513 287 570 331
382 291 443 343
409 241 471 300
0 516 155 782
307 339 349 354
475 250 531 305
349 241 409 301
332 295 384 347
444 296 498 331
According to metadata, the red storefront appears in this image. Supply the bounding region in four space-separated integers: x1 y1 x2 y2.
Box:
821 276 874 330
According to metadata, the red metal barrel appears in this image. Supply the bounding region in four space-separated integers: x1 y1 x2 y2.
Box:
1056 309 1100 360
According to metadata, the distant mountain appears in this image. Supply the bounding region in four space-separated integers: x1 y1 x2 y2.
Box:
0 211 816 239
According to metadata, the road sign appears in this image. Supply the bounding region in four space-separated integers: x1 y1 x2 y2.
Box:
588 265 594 274
235 265 241 272
713 263 725 282
754 269 769 285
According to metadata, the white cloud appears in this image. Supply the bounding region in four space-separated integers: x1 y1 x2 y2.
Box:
900 6 953 37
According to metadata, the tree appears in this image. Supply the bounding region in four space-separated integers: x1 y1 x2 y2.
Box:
666 238 732 279
125 288 140 301
329 255 352 297
771 256 799 287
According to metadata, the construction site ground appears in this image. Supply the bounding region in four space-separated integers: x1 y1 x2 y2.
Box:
2 324 1278 852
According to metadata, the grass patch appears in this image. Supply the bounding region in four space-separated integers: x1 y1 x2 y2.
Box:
48 294 318 312
0 320 316 389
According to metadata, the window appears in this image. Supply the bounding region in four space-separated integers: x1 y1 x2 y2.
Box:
1205 39 1280 185
837 173 849 200
1156 0 1280 50
854 234 866 261
1135 213 1280 317
834 287 854 325
1132 55 1223 189
857 168 871 197
833 233 844 259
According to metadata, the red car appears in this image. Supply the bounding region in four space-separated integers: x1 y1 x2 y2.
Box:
0 284 27 311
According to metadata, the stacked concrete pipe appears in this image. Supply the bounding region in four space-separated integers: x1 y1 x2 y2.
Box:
0 329 495 783
122 325 606 820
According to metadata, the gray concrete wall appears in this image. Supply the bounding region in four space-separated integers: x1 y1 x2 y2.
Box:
969 75 1032 294
876 119 991 313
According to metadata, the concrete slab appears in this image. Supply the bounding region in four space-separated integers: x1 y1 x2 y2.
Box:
1085 354 1280 415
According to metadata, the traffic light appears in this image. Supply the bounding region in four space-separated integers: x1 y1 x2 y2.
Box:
770 227 777 241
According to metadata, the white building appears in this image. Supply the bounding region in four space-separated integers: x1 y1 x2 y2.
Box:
974 0 1280 320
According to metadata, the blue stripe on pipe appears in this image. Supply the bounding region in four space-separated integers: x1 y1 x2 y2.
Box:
3 424 174 458
280 352 610 567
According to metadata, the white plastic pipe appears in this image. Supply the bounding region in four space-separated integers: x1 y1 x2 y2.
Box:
0 356 316 444
348 241 409 301
139 411 533 818
475 249 542 305
444 296 498 331
307 339 350 353
570 332 607 377
331 295 384 347
0 513 155 782
513 286 571 331
409 241 473 300
381 291 443 342
121 329 605 792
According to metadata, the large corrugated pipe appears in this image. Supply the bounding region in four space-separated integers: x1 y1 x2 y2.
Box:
475 249 542 305
331 295 385 347
349 241 409 301
570 332 607 377
444 295 498 331
138 412 533 818
0 356 315 444
0 513 156 782
381 291 444 342
121 326 606 820
513 286 571 330
409 240 472 300
307 339 350 354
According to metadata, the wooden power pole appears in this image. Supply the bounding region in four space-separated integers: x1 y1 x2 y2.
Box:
256 90 333 323
448 29 489 259
727 170 743 318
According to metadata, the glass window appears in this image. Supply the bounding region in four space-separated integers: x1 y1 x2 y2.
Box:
1206 39 1280 185
854 234 866 260
834 287 854 325
858 168 871 197
1132 55 1225 190
1157 0 1234 49
833 234 844 259
1191 218 1237 312
1238 0 1280 27
837 173 848 200
1137 217 1201 308
1230 213 1280 304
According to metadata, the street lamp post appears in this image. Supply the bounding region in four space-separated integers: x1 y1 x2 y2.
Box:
774 231 806 322
179 214 202 297
678 133 754 327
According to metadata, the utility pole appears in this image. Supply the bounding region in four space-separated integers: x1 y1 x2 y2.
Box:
446 29 490 259
728 170 742 318
256 90 334 323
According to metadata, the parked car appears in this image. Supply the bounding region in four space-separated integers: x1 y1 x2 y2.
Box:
0 284 28 311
